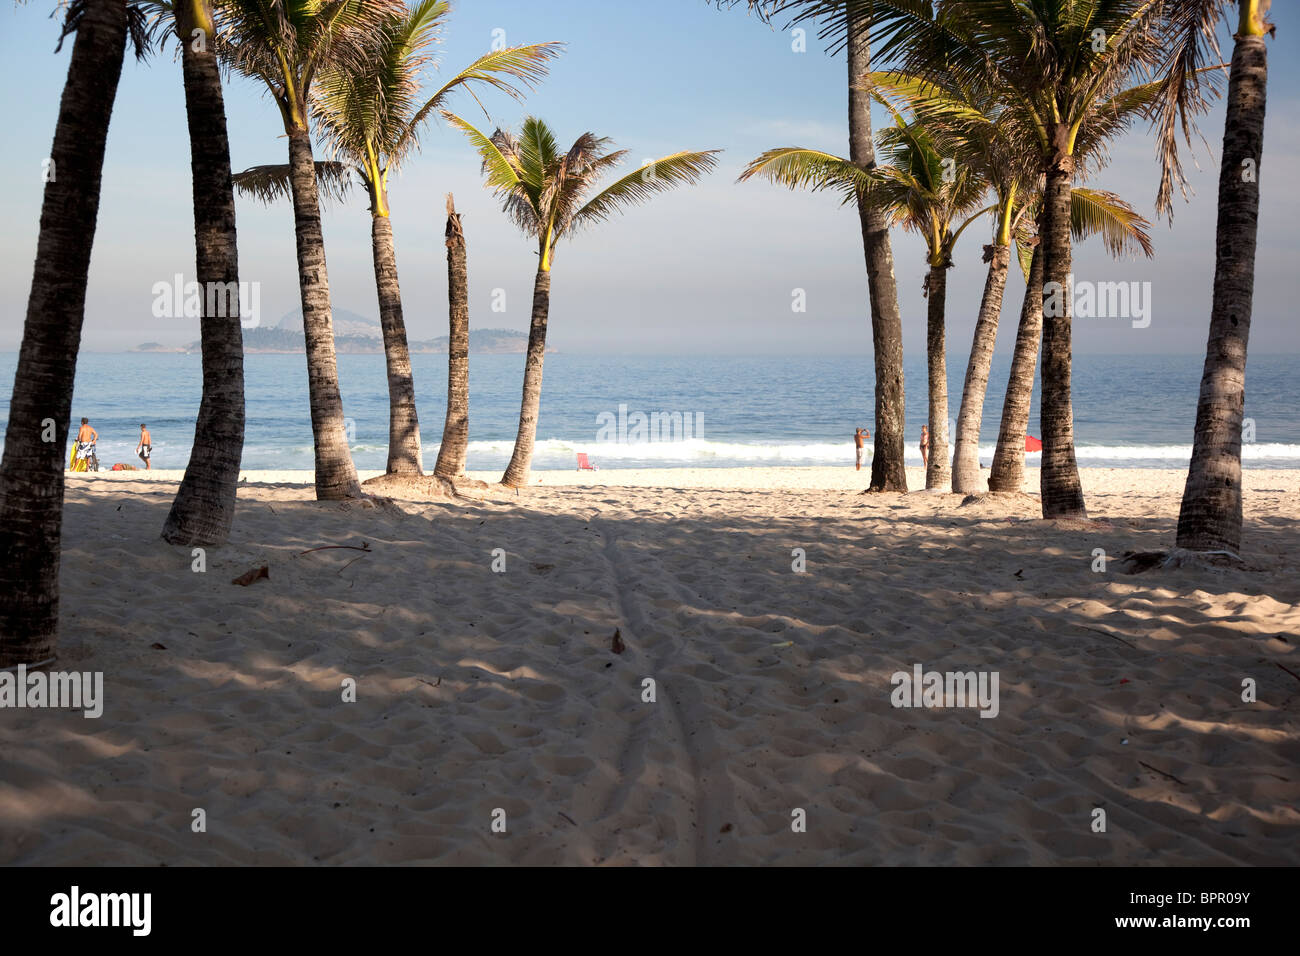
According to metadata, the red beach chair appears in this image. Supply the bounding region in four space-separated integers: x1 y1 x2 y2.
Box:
577 452 599 471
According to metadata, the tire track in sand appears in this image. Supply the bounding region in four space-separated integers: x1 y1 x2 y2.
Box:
589 510 738 865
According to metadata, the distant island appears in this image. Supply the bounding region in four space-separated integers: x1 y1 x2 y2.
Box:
133 308 545 354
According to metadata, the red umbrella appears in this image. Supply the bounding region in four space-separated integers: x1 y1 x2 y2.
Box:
1025 435 1042 452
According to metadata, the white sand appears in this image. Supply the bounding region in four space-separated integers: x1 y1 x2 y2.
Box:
1 466 1297 864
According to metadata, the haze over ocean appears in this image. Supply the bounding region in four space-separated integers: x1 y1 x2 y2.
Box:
4 352 1295 472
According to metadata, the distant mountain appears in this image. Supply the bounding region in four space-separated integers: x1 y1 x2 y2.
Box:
414 329 542 354
133 324 541 354
273 307 380 339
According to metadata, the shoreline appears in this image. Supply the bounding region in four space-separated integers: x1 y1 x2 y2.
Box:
64 465 1300 493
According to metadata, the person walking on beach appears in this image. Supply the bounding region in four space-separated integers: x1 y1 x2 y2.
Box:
74 417 98 469
920 425 930 470
854 427 870 471
136 424 152 470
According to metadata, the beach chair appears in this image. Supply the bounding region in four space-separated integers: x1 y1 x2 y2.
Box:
577 452 599 471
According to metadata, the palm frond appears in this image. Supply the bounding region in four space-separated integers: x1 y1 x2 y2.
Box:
737 146 870 204
1014 233 1037 282
568 150 721 233
390 42 564 167
1147 0 1229 219
441 112 524 193
231 161 355 205
1070 186 1154 259
516 115 561 190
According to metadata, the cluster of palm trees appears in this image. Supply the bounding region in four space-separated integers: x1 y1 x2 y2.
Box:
723 0 1268 540
0 0 717 666
0 0 1272 668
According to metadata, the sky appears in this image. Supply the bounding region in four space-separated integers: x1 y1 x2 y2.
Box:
1 0 1297 356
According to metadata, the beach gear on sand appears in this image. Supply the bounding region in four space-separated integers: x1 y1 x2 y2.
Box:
70 442 97 472
1025 435 1042 452
577 453 599 471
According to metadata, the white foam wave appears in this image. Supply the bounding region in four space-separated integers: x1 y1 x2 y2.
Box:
476 438 1300 464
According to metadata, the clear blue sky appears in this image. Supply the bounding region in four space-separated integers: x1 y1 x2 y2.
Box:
1 0 1297 355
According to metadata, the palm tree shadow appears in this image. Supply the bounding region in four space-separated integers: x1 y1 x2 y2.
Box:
8 485 1295 865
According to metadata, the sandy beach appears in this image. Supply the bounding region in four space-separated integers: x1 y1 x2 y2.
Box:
1 466 1297 865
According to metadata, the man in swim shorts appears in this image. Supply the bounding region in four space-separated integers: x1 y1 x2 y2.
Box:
137 423 152 470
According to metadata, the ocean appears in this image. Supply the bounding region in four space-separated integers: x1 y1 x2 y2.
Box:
1 352 1296 472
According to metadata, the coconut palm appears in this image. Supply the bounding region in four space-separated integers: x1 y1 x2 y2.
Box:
740 105 993 490
986 239 1045 493
867 69 1159 494
866 72 1034 493
714 0 913 490
987 191 1155 491
871 0 1219 517
137 0 246 545
434 193 470 478
846 5 909 491
1175 0 1272 554
445 114 720 486
309 3 560 475
0 0 141 666
220 0 400 499
232 2 559 476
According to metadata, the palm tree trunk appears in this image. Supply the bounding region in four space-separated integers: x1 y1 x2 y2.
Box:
988 244 1044 492
369 195 423 475
848 18 906 492
0 0 127 666
924 263 950 490
162 0 245 546
1177 16 1267 553
286 127 361 499
501 268 552 487
951 243 1012 493
435 194 470 478
1039 154 1086 518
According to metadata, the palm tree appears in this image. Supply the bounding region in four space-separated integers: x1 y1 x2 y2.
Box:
0 0 137 666
138 0 246 546
220 0 399 499
987 191 1155 491
868 70 1156 494
740 106 993 490
1176 0 1272 554
434 193 470 478
445 114 720 487
714 0 912 490
868 74 1036 494
874 0 1218 517
309 2 560 475
986 238 1045 493
845 5 909 491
